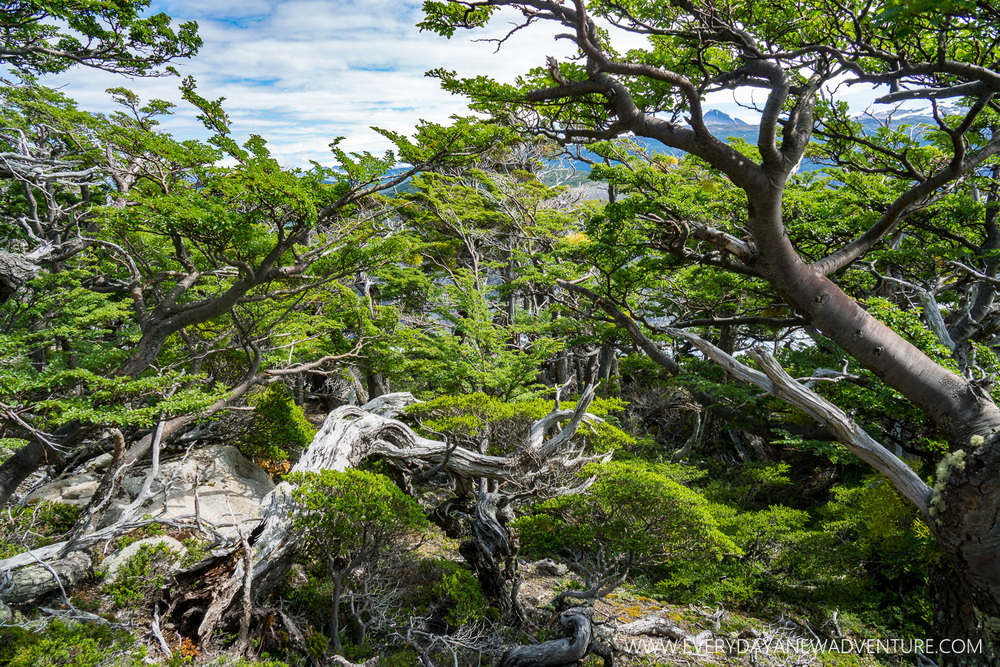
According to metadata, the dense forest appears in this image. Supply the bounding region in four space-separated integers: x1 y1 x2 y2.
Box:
3 1 1000 666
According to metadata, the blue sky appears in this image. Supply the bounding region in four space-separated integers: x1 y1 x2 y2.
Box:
37 1 878 168
37 0 581 166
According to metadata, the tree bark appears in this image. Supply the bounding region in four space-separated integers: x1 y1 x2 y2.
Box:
0 251 39 305
0 440 57 508
458 491 524 625
500 610 610 667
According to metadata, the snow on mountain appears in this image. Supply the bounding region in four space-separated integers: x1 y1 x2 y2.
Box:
864 101 962 123
703 109 749 125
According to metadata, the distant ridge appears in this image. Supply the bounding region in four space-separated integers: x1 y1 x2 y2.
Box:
704 109 749 126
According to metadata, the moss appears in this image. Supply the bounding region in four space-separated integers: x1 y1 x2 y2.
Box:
930 449 967 517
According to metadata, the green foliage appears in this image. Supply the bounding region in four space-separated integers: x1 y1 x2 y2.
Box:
305 632 329 659
399 273 562 400
101 543 173 608
291 469 428 558
180 536 211 567
197 658 290 667
406 391 632 456
0 501 82 558
0 271 224 429
422 560 495 627
291 469 428 650
239 384 316 463
0 621 145 667
375 650 419 667
0 1 200 77
515 460 737 591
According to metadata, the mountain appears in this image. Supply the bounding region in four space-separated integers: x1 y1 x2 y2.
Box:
704 109 750 126
863 101 962 126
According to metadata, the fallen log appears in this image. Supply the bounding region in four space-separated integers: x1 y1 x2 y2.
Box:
0 551 91 604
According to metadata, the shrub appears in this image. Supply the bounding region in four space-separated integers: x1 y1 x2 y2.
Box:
515 460 737 598
239 383 315 463
102 542 173 608
409 559 494 628
0 621 145 667
291 469 428 653
0 501 82 558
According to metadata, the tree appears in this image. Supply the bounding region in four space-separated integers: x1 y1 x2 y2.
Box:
424 0 1000 660
0 1 200 302
291 468 428 655
515 460 736 604
0 1 200 77
0 72 511 509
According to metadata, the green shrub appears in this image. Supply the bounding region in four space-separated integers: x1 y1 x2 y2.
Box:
0 501 82 558
515 460 737 598
654 504 809 605
239 383 315 463
0 621 145 667
291 469 428 652
102 542 173 608
412 559 494 627
379 650 419 667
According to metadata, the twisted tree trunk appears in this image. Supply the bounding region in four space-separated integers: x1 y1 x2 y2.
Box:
196 387 606 641
500 610 611 667
459 491 524 625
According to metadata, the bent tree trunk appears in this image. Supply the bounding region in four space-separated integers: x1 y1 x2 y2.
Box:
197 388 606 641
745 190 1000 665
500 610 611 667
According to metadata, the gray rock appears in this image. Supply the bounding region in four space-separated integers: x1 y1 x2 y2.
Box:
84 452 114 472
531 558 568 576
0 551 91 603
27 445 275 534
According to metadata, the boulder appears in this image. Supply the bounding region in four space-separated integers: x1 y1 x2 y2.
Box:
0 550 91 603
26 445 274 534
531 558 568 576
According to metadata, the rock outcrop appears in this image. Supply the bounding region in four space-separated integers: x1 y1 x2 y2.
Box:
27 445 274 533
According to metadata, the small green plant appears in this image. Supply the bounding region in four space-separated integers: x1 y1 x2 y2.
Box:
180 536 210 567
239 383 315 463
305 631 328 659
102 542 173 608
413 559 494 627
0 501 82 558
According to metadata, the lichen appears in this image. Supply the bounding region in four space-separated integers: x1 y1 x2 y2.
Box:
970 434 985 448
930 449 967 517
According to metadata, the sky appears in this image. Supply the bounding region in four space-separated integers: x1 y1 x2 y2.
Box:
35 1 878 169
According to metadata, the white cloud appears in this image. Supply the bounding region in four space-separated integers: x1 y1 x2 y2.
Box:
37 0 581 167
33 1 878 168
